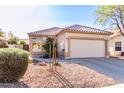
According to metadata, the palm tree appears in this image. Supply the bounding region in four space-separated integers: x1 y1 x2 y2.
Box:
0 28 7 47
8 37 19 45
0 28 4 37
0 32 4 37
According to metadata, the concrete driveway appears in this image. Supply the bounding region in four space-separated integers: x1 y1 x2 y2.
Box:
59 58 124 83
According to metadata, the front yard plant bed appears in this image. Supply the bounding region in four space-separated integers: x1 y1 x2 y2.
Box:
0 63 118 88
22 63 118 88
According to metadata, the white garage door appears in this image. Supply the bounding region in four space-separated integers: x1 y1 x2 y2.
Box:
70 39 105 58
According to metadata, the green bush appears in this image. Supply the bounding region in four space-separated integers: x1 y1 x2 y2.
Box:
0 48 29 83
19 40 26 45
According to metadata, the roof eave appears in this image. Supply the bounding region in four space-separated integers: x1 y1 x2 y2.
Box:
28 34 55 37
56 29 113 37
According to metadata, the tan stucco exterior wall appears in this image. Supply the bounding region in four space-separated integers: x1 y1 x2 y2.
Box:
57 33 66 56
29 32 110 58
57 32 109 58
109 34 124 56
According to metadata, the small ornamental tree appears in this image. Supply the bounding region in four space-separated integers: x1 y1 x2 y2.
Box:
43 37 57 57
19 40 26 45
42 37 55 58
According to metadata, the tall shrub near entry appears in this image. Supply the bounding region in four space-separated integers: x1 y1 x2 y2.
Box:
42 37 58 58
42 37 54 54
0 48 29 83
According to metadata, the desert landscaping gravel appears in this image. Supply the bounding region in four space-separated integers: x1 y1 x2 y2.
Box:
0 63 119 88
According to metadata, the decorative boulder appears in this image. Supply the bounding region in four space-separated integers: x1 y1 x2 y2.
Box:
0 37 8 48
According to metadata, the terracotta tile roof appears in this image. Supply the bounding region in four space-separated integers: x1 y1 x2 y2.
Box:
28 24 112 36
63 24 112 34
28 27 62 36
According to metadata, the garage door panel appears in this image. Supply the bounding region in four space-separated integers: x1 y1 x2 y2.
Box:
70 39 105 58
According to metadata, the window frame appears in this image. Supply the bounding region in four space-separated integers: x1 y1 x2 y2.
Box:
115 41 122 51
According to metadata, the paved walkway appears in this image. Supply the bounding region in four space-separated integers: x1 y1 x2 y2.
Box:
104 84 124 88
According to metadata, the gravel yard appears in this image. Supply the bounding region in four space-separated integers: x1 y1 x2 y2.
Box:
0 63 119 88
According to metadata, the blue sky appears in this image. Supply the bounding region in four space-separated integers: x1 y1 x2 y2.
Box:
0 5 103 39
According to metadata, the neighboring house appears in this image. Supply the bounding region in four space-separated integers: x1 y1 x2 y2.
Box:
7 31 29 51
109 28 124 56
8 31 14 40
28 24 112 58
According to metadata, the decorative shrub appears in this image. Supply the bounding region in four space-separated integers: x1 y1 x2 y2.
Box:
0 48 29 83
42 37 54 57
42 37 58 58
19 40 26 45
0 37 8 48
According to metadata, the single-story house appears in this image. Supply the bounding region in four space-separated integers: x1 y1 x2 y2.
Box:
28 24 114 59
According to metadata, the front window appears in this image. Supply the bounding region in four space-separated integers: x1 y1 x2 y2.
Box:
43 37 47 43
32 38 43 52
115 42 121 51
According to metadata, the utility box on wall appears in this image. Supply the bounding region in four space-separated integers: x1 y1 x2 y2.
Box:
121 52 124 56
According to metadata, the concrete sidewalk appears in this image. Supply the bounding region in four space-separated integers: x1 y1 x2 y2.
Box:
104 84 124 88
